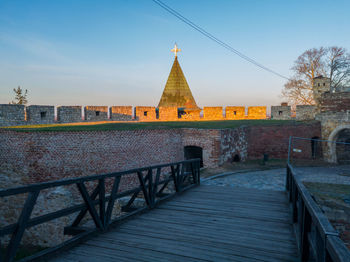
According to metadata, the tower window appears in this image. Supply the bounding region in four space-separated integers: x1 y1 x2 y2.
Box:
144 111 148 116
95 111 100 116
278 111 283 115
318 83 320 87
323 83 326 86
233 111 237 115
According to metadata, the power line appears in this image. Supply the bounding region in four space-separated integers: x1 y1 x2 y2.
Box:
152 0 290 80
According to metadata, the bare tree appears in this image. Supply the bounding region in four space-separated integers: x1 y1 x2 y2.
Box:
10 86 28 105
282 46 350 108
328 46 350 91
282 47 326 108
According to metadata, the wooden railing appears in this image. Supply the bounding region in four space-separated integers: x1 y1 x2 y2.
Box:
286 163 350 262
0 159 201 262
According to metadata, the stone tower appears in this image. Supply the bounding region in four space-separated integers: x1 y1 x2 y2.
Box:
313 75 331 105
158 44 199 109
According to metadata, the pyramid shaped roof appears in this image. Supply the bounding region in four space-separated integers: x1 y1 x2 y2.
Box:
158 57 199 109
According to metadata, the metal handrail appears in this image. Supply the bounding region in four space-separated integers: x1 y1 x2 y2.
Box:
0 159 201 262
286 163 350 261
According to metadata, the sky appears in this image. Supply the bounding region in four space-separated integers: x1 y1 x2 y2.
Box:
0 0 349 108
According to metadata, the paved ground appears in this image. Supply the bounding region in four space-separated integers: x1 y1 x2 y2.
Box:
203 165 350 191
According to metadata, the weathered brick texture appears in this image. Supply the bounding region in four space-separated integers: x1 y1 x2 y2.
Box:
84 106 108 121
246 122 321 159
110 106 133 121
320 92 350 113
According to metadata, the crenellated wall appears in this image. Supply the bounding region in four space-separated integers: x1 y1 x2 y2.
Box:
0 103 327 127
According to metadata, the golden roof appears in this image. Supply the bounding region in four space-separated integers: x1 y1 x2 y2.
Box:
158 56 199 109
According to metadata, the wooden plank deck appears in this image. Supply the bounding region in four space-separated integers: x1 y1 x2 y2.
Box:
50 185 300 262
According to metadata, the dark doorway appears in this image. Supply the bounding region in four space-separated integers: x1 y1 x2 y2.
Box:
184 146 203 168
336 129 350 164
311 136 321 159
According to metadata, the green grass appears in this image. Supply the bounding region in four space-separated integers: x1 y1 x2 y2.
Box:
304 182 350 202
1 120 312 132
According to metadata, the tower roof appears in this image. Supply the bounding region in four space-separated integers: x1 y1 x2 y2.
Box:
158 56 199 109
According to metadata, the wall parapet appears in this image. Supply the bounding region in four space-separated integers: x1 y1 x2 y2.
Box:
0 103 325 126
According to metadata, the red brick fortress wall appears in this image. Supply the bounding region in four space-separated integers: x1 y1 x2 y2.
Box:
0 122 321 186
246 122 321 159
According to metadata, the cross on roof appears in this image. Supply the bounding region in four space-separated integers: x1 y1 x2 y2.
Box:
171 43 181 57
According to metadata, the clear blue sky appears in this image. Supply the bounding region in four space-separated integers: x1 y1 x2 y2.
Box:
0 0 349 108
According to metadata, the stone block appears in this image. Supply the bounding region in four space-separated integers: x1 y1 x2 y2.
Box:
110 106 133 121
26 105 55 124
203 107 224 120
296 105 316 120
135 106 156 121
0 104 25 126
247 106 266 119
57 106 82 123
271 106 291 120
226 106 245 120
158 107 178 121
84 106 108 121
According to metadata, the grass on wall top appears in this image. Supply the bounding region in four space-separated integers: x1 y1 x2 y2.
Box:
1 120 315 132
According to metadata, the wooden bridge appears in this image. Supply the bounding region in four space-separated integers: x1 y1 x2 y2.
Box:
1 160 349 262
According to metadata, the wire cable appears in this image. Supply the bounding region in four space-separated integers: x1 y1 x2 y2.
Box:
152 0 290 80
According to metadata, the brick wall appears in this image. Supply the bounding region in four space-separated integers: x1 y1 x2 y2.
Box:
134 106 156 121
320 92 350 113
246 122 321 159
84 106 108 121
159 107 178 121
0 129 184 186
226 106 245 120
57 106 82 123
203 107 224 120
0 122 321 187
247 106 266 119
110 106 133 121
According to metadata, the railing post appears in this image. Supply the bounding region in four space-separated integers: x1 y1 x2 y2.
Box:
5 190 39 262
148 169 155 208
99 178 106 229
